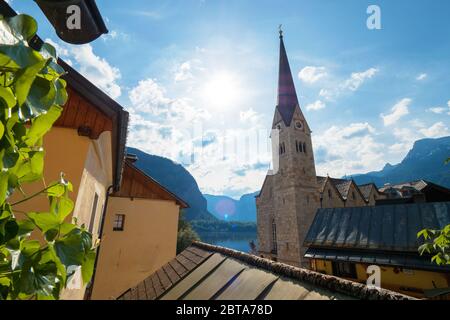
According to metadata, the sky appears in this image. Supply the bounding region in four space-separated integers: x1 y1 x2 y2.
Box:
9 0 450 198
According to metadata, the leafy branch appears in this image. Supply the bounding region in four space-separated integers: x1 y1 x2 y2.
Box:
0 14 96 300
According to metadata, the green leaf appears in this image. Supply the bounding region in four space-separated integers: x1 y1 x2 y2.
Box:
4 220 18 242
0 86 16 109
40 42 56 60
24 105 62 146
54 232 85 268
14 59 47 108
25 76 57 115
5 14 38 42
0 44 42 69
56 197 74 222
46 183 65 198
2 150 19 169
27 212 60 233
18 262 57 297
81 250 96 284
16 151 44 184
0 172 8 205
41 245 67 287
17 219 35 238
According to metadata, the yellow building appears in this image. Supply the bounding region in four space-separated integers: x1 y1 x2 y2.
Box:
304 203 450 299
90 156 188 300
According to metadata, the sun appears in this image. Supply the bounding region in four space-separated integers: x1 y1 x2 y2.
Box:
202 71 240 109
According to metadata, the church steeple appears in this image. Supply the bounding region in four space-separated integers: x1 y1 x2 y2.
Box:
277 29 300 126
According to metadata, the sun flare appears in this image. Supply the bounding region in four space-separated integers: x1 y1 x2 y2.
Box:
202 71 240 109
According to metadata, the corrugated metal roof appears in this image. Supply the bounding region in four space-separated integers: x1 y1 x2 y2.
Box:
305 202 450 253
117 242 415 300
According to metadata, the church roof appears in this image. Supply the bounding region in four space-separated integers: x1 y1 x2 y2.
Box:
358 183 377 200
117 242 413 300
277 32 300 126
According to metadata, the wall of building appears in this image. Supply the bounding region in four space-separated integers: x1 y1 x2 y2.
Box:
11 128 113 300
311 259 450 299
91 197 180 300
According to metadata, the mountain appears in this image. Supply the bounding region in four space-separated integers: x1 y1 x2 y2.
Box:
126 147 216 222
204 192 259 222
352 136 450 188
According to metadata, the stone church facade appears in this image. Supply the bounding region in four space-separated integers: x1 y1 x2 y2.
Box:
256 31 384 268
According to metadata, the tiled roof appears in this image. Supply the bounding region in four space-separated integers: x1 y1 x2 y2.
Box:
334 180 353 199
304 202 450 271
358 184 375 200
118 242 414 300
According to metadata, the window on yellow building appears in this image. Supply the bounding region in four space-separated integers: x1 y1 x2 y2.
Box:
332 261 357 279
113 214 125 231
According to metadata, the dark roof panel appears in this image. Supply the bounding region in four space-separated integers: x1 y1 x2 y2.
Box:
305 202 450 253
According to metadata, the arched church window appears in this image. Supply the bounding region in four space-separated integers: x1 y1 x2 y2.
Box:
295 140 299 153
299 141 303 153
328 189 332 199
282 142 286 154
352 191 356 200
271 219 277 253
303 143 307 154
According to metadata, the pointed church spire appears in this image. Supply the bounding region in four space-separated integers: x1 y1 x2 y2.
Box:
277 29 300 126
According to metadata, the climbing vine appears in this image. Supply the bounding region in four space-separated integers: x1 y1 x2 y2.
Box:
0 14 96 300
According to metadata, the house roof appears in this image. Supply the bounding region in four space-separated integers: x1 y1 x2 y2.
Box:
117 242 414 300
113 158 188 208
58 59 129 192
304 202 450 271
358 183 377 200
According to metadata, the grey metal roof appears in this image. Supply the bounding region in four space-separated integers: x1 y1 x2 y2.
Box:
304 202 450 253
118 242 414 300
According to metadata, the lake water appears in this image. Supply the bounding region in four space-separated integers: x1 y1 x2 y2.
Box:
197 232 257 253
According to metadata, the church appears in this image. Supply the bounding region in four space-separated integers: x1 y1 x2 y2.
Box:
256 31 385 268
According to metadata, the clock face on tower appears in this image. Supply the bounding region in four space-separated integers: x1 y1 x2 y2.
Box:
295 121 303 130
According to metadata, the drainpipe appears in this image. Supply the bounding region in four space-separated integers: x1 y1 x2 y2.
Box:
84 184 114 300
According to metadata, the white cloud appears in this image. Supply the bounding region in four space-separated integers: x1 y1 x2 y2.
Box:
298 66 327 84
305 100 326 111
416 73 427 81
239 108 264 125
343 68 379 91
174 61 193 82
428 107 446 114
381 98 411 126
448 100 450 108
314 122 385 177
419 122 450 138
129 79 170 115
69 45 122 98
318 67 378 101
46 38 122 99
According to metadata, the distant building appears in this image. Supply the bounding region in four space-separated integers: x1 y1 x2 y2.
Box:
256 31 384 268
118 242 413 300
304 202 450 299
377 180 450 205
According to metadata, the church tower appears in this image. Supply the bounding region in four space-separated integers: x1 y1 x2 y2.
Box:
256 30 320 267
